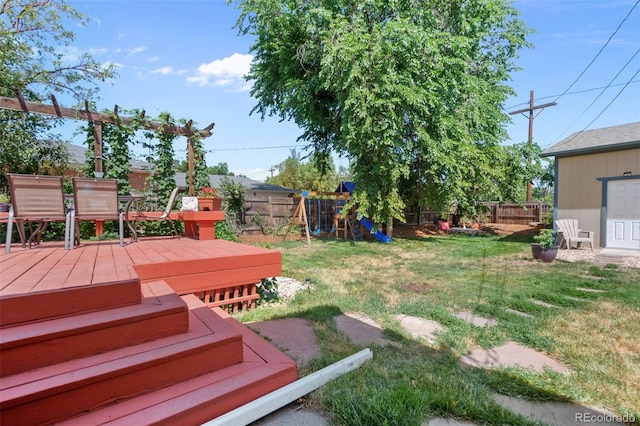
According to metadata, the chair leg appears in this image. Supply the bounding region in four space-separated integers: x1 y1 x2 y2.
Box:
119 212 124 247
167 218 180 238
5 207 14 254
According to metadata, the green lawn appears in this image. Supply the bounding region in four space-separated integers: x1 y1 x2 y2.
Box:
235 233 640 425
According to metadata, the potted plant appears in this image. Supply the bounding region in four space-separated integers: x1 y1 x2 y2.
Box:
197 187 222 211
0 192 9 213
531 228 559 262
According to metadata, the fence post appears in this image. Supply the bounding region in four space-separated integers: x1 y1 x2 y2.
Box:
268 197 274 226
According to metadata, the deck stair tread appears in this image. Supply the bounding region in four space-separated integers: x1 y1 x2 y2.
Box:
59 307 298 425
0 278 142 327
0 281 189 377
0 305 244 425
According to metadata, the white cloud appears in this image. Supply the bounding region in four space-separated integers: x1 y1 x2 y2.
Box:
148 56 160 63
150 66 186 75
186 53 253 91
128 46 147 55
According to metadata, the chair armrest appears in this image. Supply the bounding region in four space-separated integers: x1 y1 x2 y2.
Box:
578 229 594 238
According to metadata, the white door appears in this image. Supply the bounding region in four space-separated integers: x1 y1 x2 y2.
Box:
606 179 640 249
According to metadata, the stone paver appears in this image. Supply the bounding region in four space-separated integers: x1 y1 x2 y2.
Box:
531 299 559 308
247 318 320 366
459 341 569 374
454 312 497 327
505 308 534 318
492 393 627 426
335 313 391 346
424 418 476 426
395 314 444 344
576 287 606 293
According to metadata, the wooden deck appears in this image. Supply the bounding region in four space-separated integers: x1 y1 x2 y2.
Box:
1 237 280 299
0 237 297 424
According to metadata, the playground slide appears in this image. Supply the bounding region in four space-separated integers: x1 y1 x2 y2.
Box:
357 216 392 243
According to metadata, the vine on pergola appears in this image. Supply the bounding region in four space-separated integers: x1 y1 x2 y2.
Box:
0 90 215 195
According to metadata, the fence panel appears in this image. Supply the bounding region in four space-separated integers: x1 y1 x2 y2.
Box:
244 196 297 229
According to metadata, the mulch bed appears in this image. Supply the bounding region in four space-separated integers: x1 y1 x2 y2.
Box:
239 223 537 245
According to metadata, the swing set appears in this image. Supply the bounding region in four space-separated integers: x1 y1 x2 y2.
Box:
282 188 360 244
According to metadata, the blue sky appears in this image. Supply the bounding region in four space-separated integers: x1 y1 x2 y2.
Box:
58 0 640 181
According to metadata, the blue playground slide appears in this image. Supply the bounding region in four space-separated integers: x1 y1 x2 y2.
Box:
357 216 392 243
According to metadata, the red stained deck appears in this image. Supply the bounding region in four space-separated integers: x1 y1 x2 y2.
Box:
1 237 280 295
0 237 297 424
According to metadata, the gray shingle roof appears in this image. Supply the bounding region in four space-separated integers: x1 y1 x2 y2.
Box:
64 143 152 171
540 122 640 157
174 173 297 193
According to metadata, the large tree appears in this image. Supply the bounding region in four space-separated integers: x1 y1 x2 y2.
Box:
232 0 532 235
0 0 117 189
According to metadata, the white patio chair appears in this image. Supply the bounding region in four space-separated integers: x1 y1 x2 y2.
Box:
555 219 594 250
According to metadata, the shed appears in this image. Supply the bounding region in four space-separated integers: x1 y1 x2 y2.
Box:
541 122 640 250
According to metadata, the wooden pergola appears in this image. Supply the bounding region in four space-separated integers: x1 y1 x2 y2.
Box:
0 90 214 196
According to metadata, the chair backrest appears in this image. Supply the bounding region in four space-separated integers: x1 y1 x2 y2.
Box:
72 177 120 220
162 187 183 216
7 174 66 219
555 219 579 237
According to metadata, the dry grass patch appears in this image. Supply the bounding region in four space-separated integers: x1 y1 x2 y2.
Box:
547 301 640 416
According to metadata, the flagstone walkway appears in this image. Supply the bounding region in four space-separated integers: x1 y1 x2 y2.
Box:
248 306 632 425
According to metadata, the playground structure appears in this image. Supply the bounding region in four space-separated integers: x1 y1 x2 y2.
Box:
283 182 392 244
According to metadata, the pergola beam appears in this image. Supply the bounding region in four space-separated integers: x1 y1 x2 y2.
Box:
1 92 215 195
1 94 214 139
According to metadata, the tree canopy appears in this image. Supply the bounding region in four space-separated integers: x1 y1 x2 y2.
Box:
231 0 532 231
0 0 117 189
266 148 350 191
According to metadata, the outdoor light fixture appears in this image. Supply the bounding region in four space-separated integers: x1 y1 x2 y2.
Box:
623 171 632 176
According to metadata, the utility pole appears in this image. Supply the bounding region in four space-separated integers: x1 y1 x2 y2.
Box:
509 90 557 202
269 166 275 178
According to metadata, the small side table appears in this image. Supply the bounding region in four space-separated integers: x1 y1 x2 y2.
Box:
178 211 225 240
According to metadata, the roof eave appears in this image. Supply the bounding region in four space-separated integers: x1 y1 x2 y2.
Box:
540 141 640 158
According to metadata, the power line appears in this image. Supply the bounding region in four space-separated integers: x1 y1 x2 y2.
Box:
550 49 640 144
551 0 640 104
552 67 640 149
206 144 306 152
505 80 640 111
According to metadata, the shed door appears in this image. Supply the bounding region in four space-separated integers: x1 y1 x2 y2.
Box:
606 179 640 249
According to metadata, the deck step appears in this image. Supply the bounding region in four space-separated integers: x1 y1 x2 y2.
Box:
0 278 142 327
58 307 298 425
0 281 189 377
0 305 244 425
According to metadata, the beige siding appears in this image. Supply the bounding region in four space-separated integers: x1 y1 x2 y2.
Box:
556 147 640 247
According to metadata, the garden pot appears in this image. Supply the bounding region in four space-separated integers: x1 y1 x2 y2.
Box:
0 202 8 213
530 243 542 259
198 197 222 211
538 245 559 263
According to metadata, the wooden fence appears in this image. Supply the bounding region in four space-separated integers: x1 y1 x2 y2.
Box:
481 202 551 225
243 196 298 230
402 202 551 226
242 196 551 232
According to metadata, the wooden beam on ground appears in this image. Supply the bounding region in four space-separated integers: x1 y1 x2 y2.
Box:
203 348 373 426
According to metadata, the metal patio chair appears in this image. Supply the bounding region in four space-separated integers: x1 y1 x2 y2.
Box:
130 186 184 240
69 177 124 248
4 174 71 253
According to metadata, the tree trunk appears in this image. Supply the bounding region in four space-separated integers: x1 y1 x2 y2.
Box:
386 216 394 239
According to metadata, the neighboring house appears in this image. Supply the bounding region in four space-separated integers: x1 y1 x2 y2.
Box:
64 144 298 198
64 143 153 192
541 122 640 250
174 173 297 199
